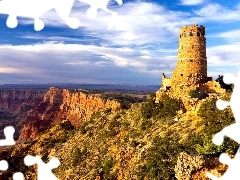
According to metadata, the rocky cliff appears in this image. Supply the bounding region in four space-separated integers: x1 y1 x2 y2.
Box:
0 89 44 139
19 87 123 140
0 89 44 111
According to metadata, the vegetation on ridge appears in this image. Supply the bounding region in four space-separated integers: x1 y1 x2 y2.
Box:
2 91 238 179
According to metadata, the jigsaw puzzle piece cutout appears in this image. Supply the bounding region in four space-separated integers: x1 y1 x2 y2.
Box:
207 148 240 179
223 73 237 85
0 127 16 176
208 71 240 179
229 71 240 120
78 0 122 30
223 72 240 120
0 0 79 31
212 122 240 145
213 71 240 145
0 0 53 30
24 155 60 180
0 160 8 171
78 0 122 18
53 0 79 29
216 100 230 110
12 172 24 180
0 126 15 146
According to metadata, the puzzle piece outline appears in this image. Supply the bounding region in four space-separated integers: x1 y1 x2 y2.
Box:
207 148 240 180
0 0 123 31
207 71 240 179
24 155 60 180
0 126 25 180
0 126 60 180
0 126 16 172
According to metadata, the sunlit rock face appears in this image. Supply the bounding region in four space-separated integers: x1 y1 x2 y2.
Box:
19 87 122 141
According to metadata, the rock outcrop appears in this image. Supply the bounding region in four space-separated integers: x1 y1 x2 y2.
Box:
0 89 44 139
19 87 123 141
174 152 206 180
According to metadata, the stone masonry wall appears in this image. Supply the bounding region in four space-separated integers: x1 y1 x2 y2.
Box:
162 73 172 90
200 81 226 94
171 24 207 96
157 24 226 102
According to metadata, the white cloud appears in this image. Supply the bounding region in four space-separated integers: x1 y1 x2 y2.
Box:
181 0 204 5
108 2 199 45
207 44 240 75
140 55 151 59
0 67 23 74
0 42 176 84
194 3 240 21
212 29 240 42
16 1 203 46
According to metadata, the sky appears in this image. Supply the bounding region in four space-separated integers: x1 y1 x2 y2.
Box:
0 0 240 85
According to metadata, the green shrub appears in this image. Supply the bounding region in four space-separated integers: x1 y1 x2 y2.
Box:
141 100 160 119
90 112 101 121
79 122 88 134
141 94 180 120
102 156 115 179
68 129 76 137
112 113 121 121
59 134 68 143
72 147 87 166
140 118 152 130
197 99 235 135
102 119 121 138
157 95 180 118
104 108 112 114
195 135 238 155
139 132 183 179
130 140 140 148
196 99 238 155
189 89 197 96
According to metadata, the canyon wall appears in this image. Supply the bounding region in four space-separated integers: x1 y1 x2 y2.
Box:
19 87 123 141
0 89 44 139
0 89 44 111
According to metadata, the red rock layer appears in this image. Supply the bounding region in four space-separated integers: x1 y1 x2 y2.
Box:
19 87 122 141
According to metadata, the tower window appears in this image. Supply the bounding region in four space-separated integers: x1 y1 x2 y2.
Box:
189 32 193 36
180 35 181 38
181 74 183 76
190 59 193 62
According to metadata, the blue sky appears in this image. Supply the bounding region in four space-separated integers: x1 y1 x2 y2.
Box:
0 0 240 85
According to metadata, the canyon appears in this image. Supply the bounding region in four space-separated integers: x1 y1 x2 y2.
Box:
0 85 232 180
0 86 146 141
0 89 44 139
18 87 124 140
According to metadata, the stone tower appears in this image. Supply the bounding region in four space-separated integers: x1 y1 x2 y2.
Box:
170 24 208 96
